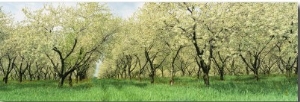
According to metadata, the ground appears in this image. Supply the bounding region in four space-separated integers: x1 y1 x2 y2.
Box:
0 75 297 101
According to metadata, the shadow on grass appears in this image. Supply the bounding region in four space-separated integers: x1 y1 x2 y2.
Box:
96 79 148 91
0 75 297 94
0 80 58 91
209 75 298 94
0 84 12 91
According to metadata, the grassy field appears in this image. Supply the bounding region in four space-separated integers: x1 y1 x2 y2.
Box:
0 75 297 101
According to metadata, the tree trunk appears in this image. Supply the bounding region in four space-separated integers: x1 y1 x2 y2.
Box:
180 61 186 77
17 58 24 83
169 79 174 86
128 66 132 80
19 72 23 82
170 45 184 84
138 73 141 82
161 66 164 77
76 72 79 83
37 74 40 80
29 74 33 81
69 72 73 87
53 73 57 80
1 55 17 84
229 59 235 75
135 54 144 82
240 52 261 81
150 67 155 84
27 66 33 81
203 72 209 86
3 75 8 84
254 69 259 81
79 70 87 81
196 55 211 86
150 72 155 84
220 68 224 80
44 73 47 80
150 65 155 84
170 67 174 85
246 66 250 75
58 75 67 87
192 36 212 86
126 55 133 80
48 73 51 80
123 68 126 79
277 62 284 74
197 66 201 79
287 69 291 77
144 49 155 84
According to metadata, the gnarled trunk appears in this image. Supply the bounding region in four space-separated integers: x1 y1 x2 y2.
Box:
203 72 209 86
3 75 8 84
69 72 73 87
58 75 67 87
220 68 224 80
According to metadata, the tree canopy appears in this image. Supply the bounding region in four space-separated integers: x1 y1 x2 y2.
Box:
0 2 297 87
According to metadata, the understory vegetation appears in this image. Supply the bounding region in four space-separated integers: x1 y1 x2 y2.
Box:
0 75 297 101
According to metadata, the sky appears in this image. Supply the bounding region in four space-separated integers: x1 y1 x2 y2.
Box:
0 2 144 22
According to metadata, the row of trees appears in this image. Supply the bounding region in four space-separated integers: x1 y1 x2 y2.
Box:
98 2 298 86
0 2 298 87
0 3 121 87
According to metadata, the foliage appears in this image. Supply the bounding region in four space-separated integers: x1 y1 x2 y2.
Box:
0 2 298 88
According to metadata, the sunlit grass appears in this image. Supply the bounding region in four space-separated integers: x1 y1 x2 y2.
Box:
0 75 297 101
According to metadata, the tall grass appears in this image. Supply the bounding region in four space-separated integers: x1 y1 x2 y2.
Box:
0 75 297 101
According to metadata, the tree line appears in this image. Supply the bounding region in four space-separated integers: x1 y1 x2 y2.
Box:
0 2 298 87
98 2 298 86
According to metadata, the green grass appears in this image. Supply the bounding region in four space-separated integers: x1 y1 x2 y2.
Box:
0 75 297 101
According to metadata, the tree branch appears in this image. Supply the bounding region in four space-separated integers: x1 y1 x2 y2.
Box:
64 38 78 60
